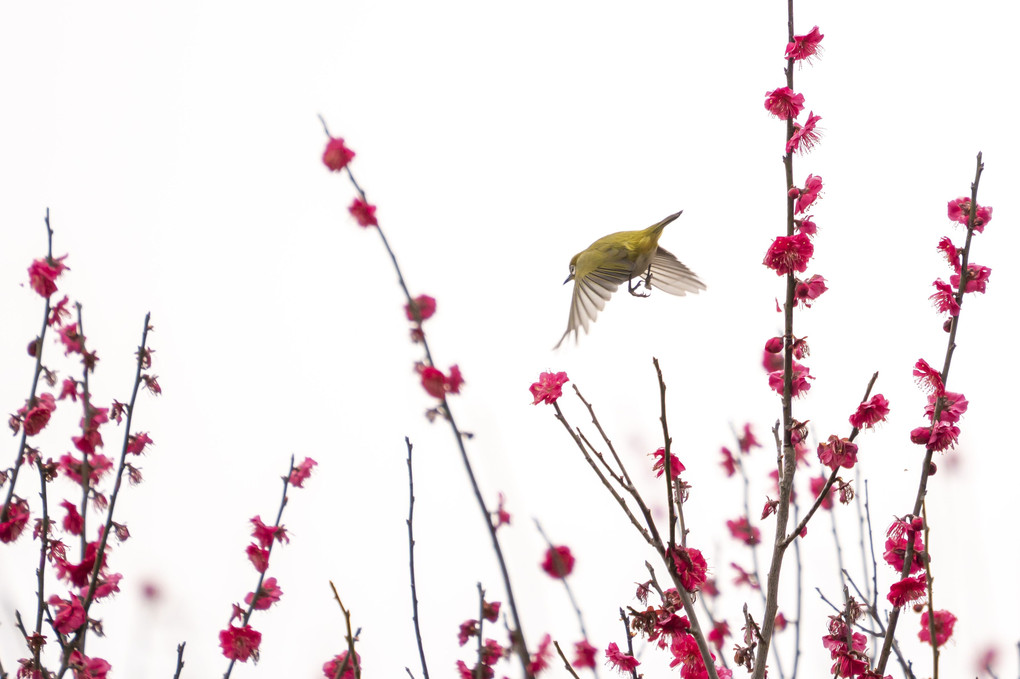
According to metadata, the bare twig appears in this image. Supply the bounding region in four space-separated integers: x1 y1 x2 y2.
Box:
552 403 654 547
172 642 186 679
652 358 679 554
405 438 430 679
553 641 582 679
329 582 361 679
619 608 639 679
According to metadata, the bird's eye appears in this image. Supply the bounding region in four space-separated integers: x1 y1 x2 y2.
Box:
569 264 575 275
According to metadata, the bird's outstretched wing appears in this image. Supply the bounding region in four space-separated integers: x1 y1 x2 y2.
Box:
647 246 706 296
555 265 632 348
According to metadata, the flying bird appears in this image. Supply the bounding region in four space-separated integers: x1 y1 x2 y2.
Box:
555 210 705 348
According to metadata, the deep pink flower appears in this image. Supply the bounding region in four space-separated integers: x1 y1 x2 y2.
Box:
125 432 153 456
481 638 504 666
22 393 57 436
530 371 569 405
762 342 784 373
937 237 960 271
929 279 960 316
250 515 288 549
910 421 960 452
58 377 79 401
53 541 104 587
58 323 84 356
795 216 817 236
61 500 84 535
246 543 270 572
925 391 968 424
763 233 814 275
349 198 378 228
768 361 814 398
786 111 822 154
883 518 925 574
245 576 283 610
887 574 927 607
493 493 511 529
738 423 761 453
49 294 72 327
288 457 317 488
764 87 805 120
785 26 824 62
913 359 945 396
807 476 833 512
849 394 890 429
27 255 69 298
605 642 640 673
482 599 501 623
731 562 759 589
67 650 110 679
50 594 86 634
720 447 737 477
573 639 598 669
0 498 30 543
541 545 575 578
59 453 113 485
651 447 685 479
726 517 760 545
419 364 463 399
322 137 355 172
794 274 827 307
405 294 437 322
528 634 552 674
219 624 261 662
322 651 359 679
919 609 957 647
817 434 858 470
947 197 992 232
950 264 991 294
457 619 477 646
794 175 823 213
455 660 477 679
420 366 446 398
671 546 708 592
446 365 464 394
764 336 783 355
708 621 730 649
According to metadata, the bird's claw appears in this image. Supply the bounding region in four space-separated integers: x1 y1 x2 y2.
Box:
628 267 654 297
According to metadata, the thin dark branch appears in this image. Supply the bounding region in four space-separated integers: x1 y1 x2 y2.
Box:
172 642 186 679
652 358 678 555
553 641 582 679
320 125 532 675
573 387 631 485
223 455 297 679
877 152 986 675
534 520 592 644
405 438 430 679
619 608 640 679
1 211 54 524
792 505 803 679
552 403 654 547
750 2 800 674
329 582 361 679
476 583 486 677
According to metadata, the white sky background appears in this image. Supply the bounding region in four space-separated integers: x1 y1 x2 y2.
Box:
1 2 1018 678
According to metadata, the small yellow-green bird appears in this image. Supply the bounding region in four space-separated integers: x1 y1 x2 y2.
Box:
556 210 705 348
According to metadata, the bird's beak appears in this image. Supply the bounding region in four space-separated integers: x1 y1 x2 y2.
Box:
563 274 574 285
659 210 683 227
